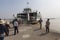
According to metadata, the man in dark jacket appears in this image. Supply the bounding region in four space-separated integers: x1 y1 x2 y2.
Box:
0 19 8 40
5 22 10 36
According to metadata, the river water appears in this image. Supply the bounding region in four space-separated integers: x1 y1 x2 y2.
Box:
42 18 60 33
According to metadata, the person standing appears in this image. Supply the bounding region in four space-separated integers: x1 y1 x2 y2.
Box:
39 18 43 29
0 19 8 40
45 19 50 33
5 21 10 36
13 19 19 35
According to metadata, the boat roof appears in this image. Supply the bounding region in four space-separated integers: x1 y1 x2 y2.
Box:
17 12 37 15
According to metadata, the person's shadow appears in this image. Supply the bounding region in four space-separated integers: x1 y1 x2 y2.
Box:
4 34 14 37
34 28 40 31
40 32 48 36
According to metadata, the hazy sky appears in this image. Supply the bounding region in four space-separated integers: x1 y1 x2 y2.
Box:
0 0 60 19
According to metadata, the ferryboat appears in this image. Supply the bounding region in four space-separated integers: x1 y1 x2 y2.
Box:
17 7 42 24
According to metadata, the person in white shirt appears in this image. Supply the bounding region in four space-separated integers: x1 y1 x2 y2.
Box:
13 19 19 35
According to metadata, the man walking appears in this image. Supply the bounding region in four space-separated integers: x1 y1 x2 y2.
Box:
13 19 19 35
0 19 8 40
45 19 50 33
5 21 10 36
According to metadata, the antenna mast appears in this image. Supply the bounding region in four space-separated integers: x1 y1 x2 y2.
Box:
27 2 29 8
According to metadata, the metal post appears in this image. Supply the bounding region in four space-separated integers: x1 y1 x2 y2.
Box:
28 13 30 21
